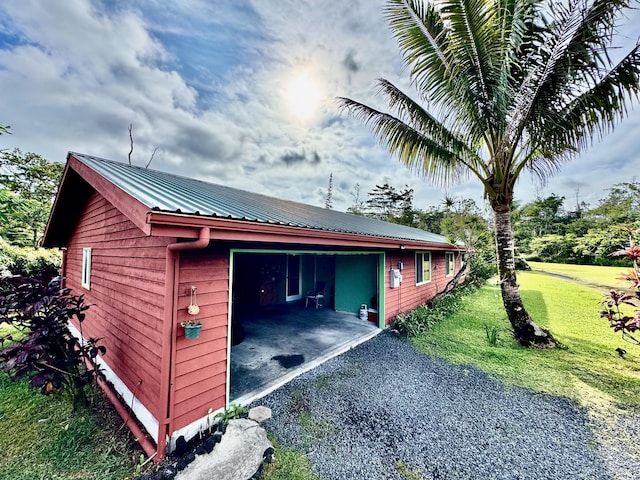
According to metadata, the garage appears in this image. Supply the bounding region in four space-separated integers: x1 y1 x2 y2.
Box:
229 250 382 400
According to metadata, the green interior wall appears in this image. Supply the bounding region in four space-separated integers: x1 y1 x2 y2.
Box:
334 255 378 315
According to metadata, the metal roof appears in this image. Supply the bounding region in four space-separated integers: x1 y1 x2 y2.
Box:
71 152 454 245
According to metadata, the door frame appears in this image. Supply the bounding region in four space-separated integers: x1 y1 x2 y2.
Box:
285 254 302 301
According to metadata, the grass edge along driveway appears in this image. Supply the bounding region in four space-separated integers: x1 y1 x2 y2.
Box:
413 270 640 411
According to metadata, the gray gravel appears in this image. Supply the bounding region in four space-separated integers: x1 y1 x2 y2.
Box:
254 331 622 480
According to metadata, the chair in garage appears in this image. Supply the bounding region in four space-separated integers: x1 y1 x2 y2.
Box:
305 281 326 309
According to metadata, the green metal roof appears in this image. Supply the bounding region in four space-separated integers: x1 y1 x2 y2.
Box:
72 152 454 245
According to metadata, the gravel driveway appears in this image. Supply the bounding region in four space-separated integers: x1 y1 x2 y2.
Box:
254 331 621 480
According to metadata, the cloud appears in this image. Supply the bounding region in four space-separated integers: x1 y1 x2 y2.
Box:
343 50 360 73
281 149 322 166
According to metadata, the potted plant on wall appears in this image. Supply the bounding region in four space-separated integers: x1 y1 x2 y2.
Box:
182 286 202 339
181 319 202 339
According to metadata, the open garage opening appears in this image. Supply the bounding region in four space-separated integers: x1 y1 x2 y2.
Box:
229 251 383 402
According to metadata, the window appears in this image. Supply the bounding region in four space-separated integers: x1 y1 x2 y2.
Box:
446 252 455 276
82 248 91 290
416 252 431 284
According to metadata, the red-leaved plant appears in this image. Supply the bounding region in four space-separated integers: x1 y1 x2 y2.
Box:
600 226 640 346
0 276 105 409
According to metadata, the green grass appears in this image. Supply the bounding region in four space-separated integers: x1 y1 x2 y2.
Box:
260 435 320 480
0 363 139 480
413 271 640 411
528 261 631 291
394 460 426 480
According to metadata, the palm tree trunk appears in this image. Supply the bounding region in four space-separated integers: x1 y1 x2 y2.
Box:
493 207 556 347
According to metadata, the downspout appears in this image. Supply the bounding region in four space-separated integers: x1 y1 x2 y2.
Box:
84 356 157 460
157 227 210 460
60 247 67 288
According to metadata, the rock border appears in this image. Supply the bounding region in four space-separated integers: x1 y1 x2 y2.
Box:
135 406 273 480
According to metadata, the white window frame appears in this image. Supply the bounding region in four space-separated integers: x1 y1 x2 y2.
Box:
82 247 92 290
445 252 455 277
415 252 432 285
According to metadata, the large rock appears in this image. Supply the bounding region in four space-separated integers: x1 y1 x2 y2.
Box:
248 406 272 423
176 419 272 480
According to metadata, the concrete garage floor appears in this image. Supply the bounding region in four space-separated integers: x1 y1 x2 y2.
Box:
230 303 380 403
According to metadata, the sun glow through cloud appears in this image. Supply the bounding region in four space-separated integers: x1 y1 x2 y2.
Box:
285 69 324 121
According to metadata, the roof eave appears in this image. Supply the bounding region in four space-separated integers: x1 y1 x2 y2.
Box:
146 211 463 251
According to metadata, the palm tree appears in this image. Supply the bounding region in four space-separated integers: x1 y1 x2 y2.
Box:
339 0 640 347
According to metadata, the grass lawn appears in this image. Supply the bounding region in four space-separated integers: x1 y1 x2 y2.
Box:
261 435 320 480
0 325 141 480
413 270 640 411
528 261 631 291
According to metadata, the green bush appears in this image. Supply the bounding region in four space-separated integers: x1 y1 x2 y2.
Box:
391 284 476 337
468 255 497 285
0 238 60 278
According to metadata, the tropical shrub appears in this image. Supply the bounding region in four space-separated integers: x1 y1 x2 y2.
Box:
0 237 61 278
600 227 640 346
528 233 580 264
392 284 475 337
0 276 104 410
467 253 497 285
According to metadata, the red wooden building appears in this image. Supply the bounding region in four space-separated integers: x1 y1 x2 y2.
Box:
43 153 465 458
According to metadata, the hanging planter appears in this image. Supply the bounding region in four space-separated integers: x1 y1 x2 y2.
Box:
182 321 202 339
182 286 202 339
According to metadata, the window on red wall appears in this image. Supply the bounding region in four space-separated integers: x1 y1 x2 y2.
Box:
82 247 91 290
416 252 431 284
445 252 455 276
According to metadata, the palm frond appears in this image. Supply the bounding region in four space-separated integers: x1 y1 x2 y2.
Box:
437 0 502 137
549 42 640 150
513 38 640 184
375 78 486 172
494 0 538 132
384 0 488 144
337 97 490 189
508 0 634 151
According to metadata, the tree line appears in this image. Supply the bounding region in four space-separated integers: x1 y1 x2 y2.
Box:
514 183 640 265
345 181 639 270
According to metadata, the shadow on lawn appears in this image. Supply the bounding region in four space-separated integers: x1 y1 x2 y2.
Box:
519 289 548 325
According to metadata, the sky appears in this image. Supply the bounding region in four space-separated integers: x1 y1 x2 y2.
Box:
0 0 639 214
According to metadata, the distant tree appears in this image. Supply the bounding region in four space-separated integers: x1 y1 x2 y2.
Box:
365 183 415 226
415 206 445 234
347 183 366 216
588 181 640 224
365 183 398 220
514 194 569 253
575 221 640 265
440 198 495 282
325 172 334 209
0 149 63 247
529 233 580 263
340 0 640 347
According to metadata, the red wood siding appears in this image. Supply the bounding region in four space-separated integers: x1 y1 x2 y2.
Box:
171 250 230 431
65 191 172 418
383 250 457 324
